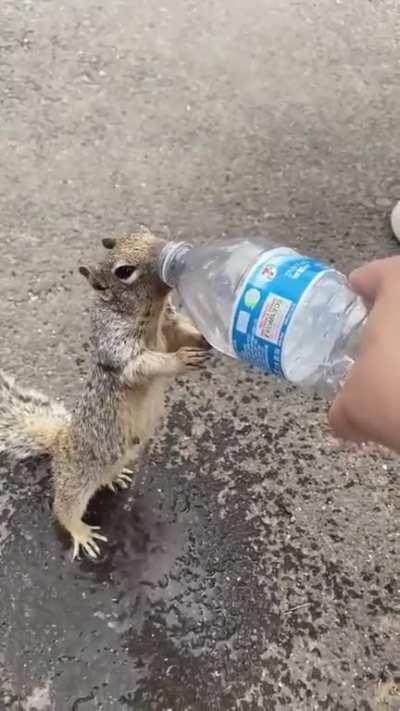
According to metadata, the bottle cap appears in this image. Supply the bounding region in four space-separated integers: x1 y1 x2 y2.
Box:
158 241 191 286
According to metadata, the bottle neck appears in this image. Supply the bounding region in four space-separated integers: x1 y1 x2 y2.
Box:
158 241 193 287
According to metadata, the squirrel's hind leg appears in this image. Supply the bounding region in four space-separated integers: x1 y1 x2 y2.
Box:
53 472 107 560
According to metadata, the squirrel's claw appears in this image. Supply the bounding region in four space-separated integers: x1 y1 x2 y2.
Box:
116 472 132 488
107 470 133 493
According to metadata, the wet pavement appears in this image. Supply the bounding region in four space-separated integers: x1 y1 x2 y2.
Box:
1 0 400 709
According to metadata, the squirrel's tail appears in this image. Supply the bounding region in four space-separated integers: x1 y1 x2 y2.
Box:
0 370 70 462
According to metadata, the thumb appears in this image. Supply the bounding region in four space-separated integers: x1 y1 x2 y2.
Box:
349 256 400 304
328 395 367 444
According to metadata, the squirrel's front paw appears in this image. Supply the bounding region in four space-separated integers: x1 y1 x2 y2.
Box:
176 347 211 371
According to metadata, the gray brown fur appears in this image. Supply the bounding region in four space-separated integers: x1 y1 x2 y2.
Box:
0 228 210 559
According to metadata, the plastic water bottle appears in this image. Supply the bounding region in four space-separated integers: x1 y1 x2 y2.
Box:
158 238 367 398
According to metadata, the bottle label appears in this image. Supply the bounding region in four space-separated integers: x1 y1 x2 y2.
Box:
231 249 331 377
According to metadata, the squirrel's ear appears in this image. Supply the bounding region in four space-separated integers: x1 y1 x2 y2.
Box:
79 266 107 291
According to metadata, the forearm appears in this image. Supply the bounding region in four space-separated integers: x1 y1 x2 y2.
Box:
121 349 180 385
121 345 209 386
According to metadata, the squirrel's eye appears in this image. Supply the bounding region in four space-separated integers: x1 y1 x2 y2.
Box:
113 264 138 283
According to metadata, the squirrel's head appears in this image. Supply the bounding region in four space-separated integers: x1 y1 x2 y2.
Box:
79 227 169 310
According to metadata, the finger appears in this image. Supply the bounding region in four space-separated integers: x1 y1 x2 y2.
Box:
349 257 400 303
328 395 368 444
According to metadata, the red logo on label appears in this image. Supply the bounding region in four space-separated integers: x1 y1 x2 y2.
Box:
261 264 277 281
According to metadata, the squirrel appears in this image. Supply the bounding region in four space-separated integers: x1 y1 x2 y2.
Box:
0 227 210 559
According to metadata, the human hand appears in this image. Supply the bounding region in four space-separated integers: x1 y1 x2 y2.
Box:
329 256 400 453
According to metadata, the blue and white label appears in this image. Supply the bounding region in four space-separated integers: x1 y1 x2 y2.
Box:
231 249 331 377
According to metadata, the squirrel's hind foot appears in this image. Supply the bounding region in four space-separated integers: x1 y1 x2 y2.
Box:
70 522 107 560
107 469 133 493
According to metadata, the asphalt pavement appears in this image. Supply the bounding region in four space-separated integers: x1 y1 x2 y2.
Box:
1 0 400 708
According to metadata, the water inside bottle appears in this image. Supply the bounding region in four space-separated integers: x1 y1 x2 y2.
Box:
282 270 366 389
160 238 367 397
165 239 268 356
